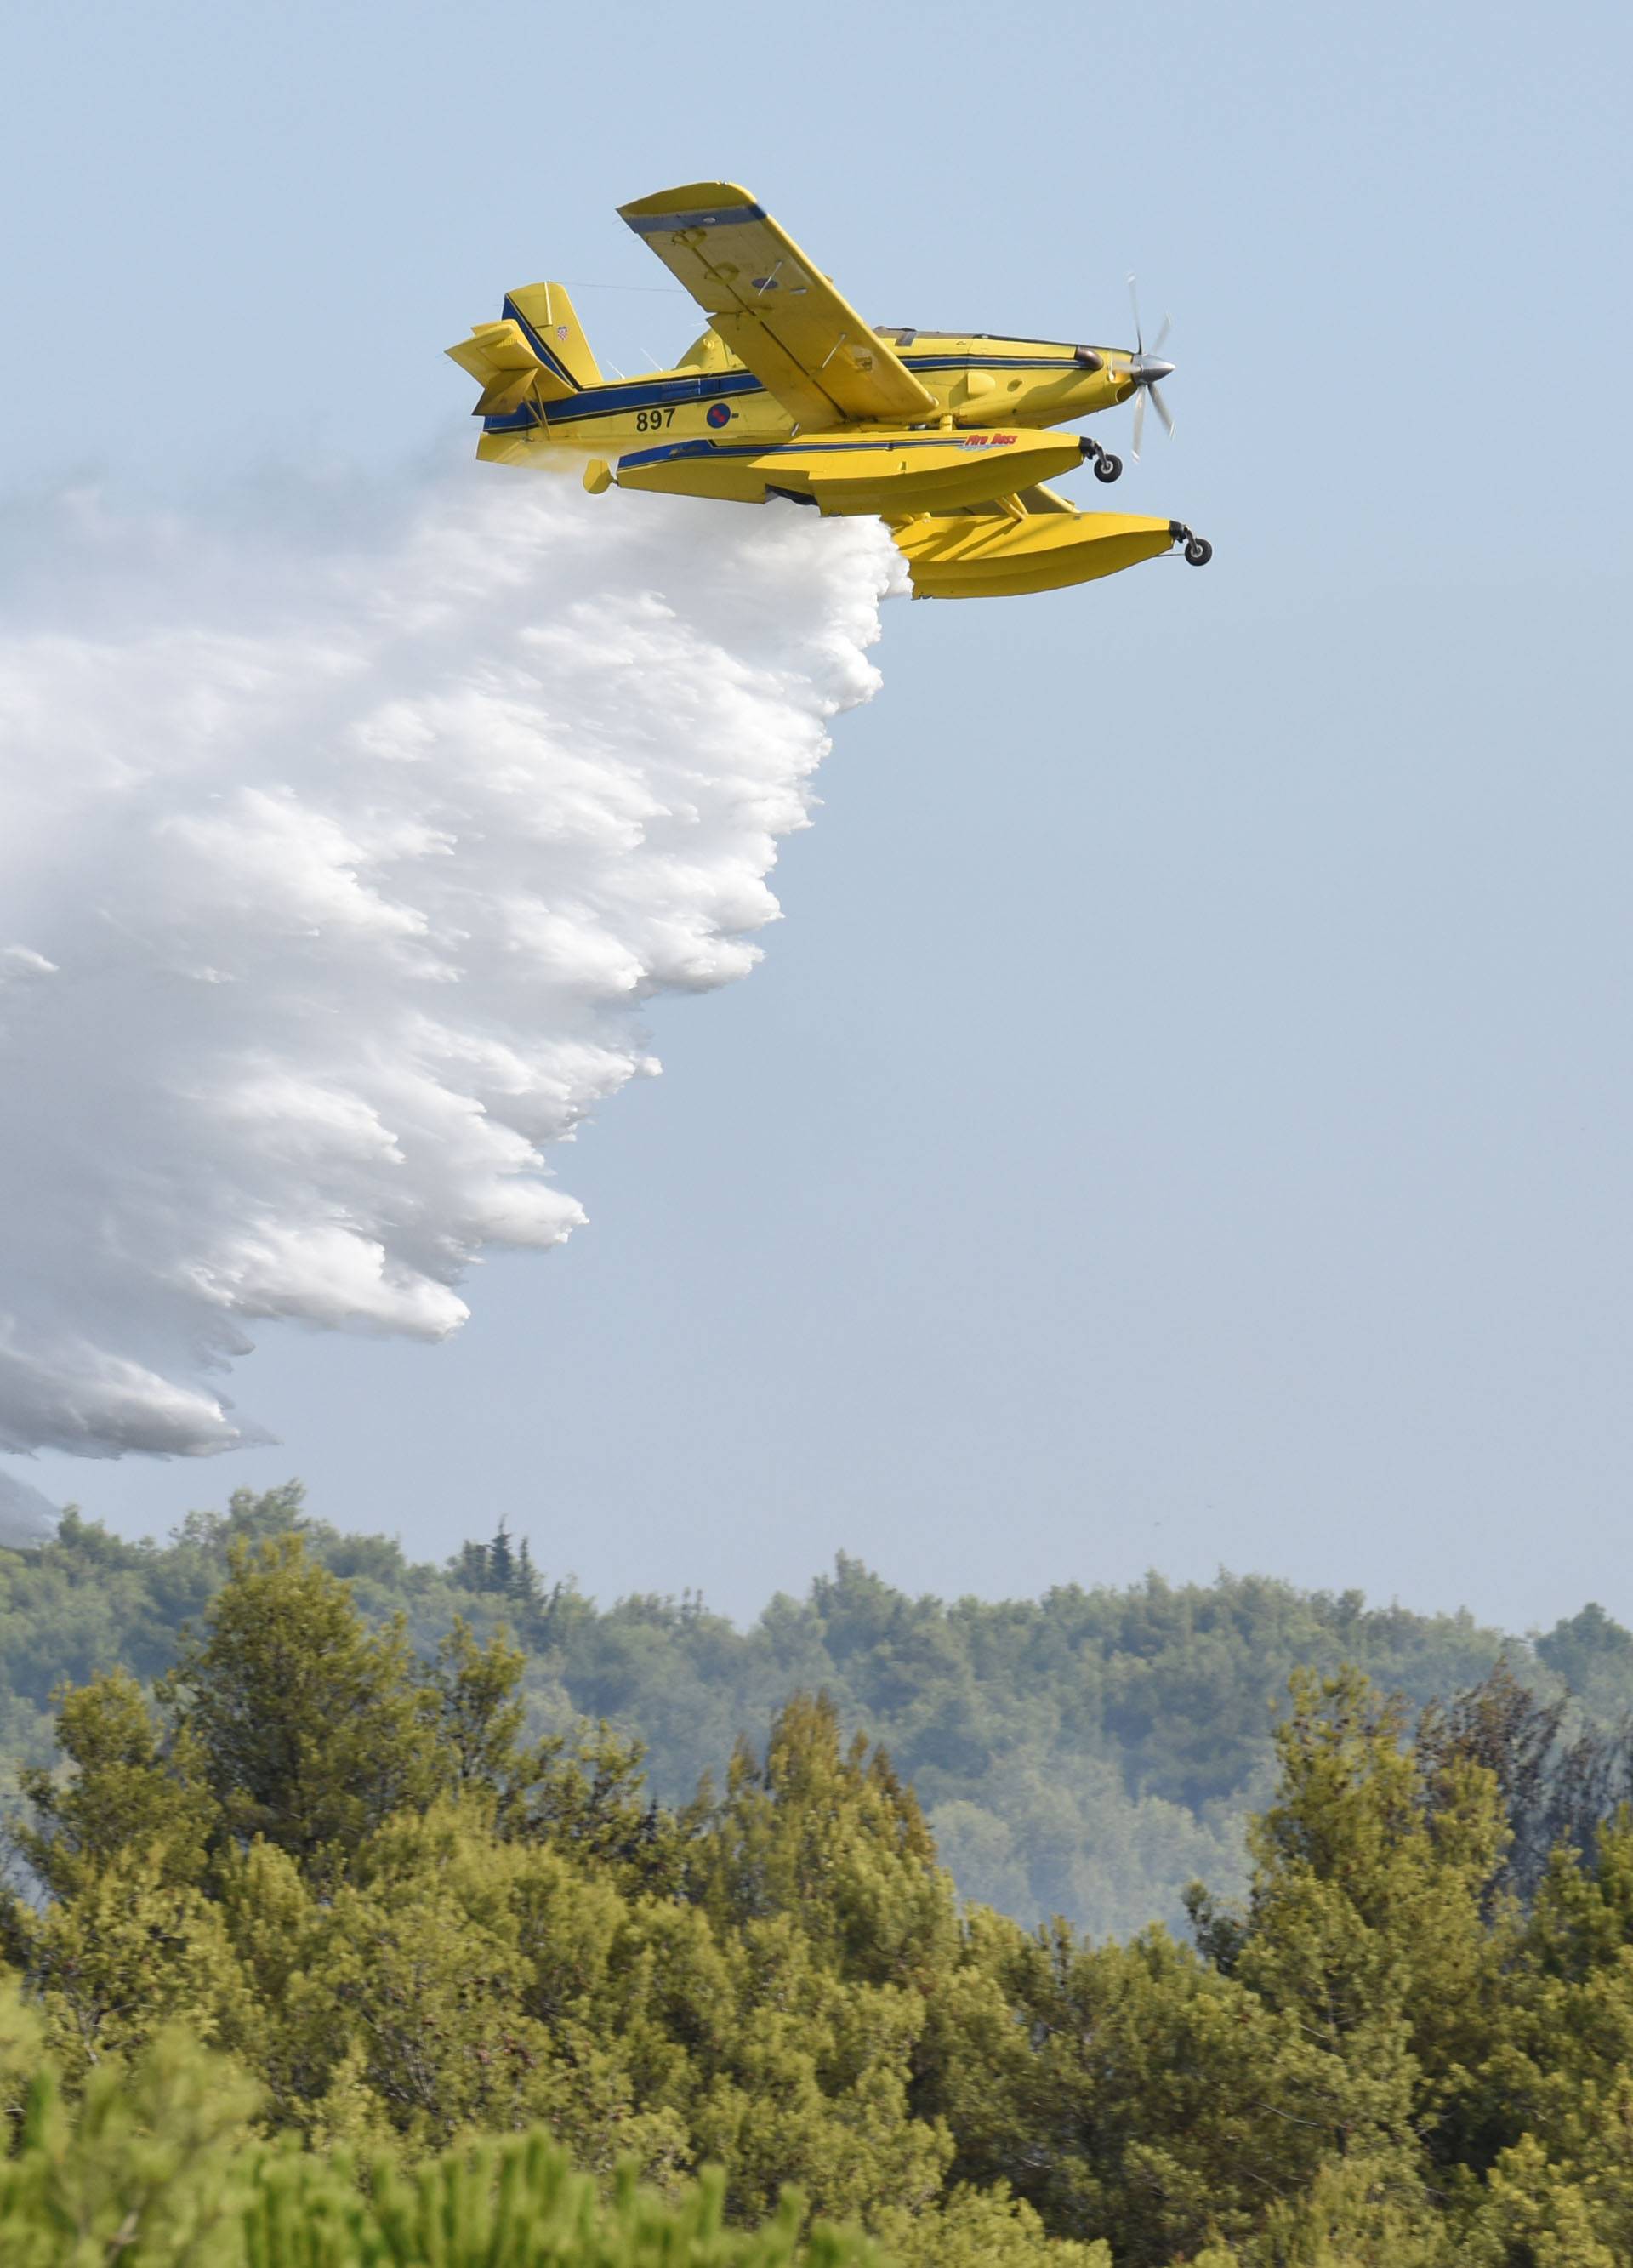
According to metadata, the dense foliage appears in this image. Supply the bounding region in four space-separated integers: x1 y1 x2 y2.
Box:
7 1483 1628 1938
0 2014 889 2266
9 1530 1633 2259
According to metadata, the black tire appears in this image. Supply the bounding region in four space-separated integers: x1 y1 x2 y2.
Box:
1183 536 1213 566
1093 452 1123 483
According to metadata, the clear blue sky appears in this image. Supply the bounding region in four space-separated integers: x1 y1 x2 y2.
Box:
5 0 1631 1630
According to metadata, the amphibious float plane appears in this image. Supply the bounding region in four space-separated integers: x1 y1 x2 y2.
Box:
447 182 1212 600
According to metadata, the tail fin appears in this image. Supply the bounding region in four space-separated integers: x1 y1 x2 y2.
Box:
446 282 601 417
504 285 600 387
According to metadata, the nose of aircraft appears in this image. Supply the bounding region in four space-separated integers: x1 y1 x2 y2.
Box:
1134 357 1175 383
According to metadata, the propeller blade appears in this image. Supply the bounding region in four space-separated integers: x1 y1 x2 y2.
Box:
1126 273 1143 356
1149 381 1175 437
1152 313 1172 356
1131 387 1147 459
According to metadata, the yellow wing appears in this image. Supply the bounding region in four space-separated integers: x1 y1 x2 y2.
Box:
617 181 937 431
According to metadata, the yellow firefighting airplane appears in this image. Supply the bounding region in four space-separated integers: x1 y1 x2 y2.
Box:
447 182 1212 600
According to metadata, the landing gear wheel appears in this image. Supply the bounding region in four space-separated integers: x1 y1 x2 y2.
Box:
1183 535 1213 566
1092 451 1123 484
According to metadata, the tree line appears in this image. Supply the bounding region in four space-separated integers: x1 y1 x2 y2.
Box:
7 1527 1633 2257
4 1480 1630 1942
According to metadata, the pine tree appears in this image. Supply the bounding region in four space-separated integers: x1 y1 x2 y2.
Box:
158 1533 441 1878
451 1536 492 1591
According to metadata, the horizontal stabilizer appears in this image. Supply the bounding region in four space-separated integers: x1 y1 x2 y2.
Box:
445 318 578 417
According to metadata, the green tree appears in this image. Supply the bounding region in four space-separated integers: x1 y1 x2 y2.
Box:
0 2006 260 2267
8 1670 214 1900
1231 1667 1512 2180
692 1695 956 1993
2 1674 234 2081
159 1534 441 1878
1534 1602 1633 1710
428 1616 529 1799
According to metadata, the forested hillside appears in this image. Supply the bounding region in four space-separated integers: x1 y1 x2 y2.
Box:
9 1531 1633 2261
4 1482 1629 1940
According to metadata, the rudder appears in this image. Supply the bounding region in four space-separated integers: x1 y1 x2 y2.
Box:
502 284 601 390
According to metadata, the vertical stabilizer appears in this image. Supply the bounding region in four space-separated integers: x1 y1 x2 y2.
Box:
504 284 602 389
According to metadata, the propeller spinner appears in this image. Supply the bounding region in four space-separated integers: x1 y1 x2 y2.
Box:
1124 276 1175 461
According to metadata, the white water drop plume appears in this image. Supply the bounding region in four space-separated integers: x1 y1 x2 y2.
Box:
0 462 898 1459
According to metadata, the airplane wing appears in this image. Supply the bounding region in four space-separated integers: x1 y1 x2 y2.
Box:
617 182 937 431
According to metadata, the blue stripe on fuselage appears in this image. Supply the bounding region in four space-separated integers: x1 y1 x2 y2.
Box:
543 368 762 426
615 436 1008 471
905 354 1077 372
483 368 768 434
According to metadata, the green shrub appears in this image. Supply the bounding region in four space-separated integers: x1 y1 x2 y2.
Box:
0 2000 883 2268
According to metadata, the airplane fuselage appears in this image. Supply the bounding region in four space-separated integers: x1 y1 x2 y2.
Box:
476 324 1141 510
